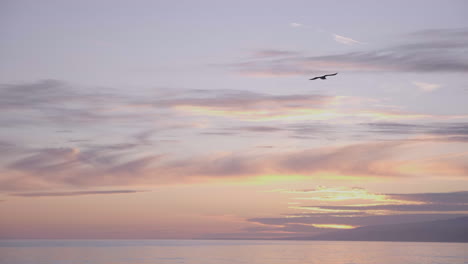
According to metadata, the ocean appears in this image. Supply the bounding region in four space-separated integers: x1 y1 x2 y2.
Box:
0 239 467 264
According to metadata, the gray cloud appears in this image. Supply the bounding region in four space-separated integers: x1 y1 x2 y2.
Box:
0 129 165 191
0 79 122 111
249 190 468 237
388 191 468 204
364 122 468 140
8 148 80 174
3 143 163 188
1 80 337 128
302 203 468 212
0 141 17 151
202 123 335 140
9 190 145 197
251 49 301 58
0 79 73 109
0 79 138 126
409 28 468 39
232 28 468 75
248 213 467 227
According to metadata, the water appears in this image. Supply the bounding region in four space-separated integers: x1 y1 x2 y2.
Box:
0 240 467 264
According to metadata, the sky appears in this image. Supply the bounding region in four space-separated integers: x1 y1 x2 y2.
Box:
1 0 468 239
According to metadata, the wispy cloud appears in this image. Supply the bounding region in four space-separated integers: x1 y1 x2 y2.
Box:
231 28 468 75
295 190 468 213
289 22 303 28
244 189 468 237
4 80 460 128
0 79 143 126
251 49 301 58
287 22 364 45
10 190 145 197
2 139 467 191
1 80 467 192
333 34 365 45
305 203 468 212
412 81 441 92
364 122 468 139
409 28 468 39
248 213 467 228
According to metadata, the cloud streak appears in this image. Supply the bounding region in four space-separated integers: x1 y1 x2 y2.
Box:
244 189 468 237
289 22 303 28
333 34 365 45
364 122 468 139
10 190 145 197
1 80 467 192
249 213 467 228
232 28 468 75
412 81 441 92
3 138 466 191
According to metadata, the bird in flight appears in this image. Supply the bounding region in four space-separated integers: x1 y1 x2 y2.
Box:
309 73 338 80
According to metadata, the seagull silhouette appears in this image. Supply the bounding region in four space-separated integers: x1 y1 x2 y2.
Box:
309 73 338 80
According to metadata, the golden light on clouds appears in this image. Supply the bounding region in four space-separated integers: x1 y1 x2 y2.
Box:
286 186 427 208
173 104 468 123
288 206 361 214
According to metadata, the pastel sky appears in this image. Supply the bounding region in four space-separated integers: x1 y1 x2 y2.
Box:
1 0 468 239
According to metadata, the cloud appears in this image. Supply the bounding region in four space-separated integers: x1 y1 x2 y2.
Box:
409 28 468 39
151 90 331 110
0 141 20 153
155 90 465 122
412 81 441 92
232 125 285 133
231 28 468 75
388 191 468 204
0 135 165 191
364 122 468 139
0 79 141 127
3 80 461 128
158 140 468 183
2 138 467 191
154 91 337 121
333 34 365 45
290 22 302 27
252 49 301 58
9 190 145 197
248 213 466 227
0 79 72 110
1 80 467 191
235 51 468 75
301 203 468 212
207 123 332 137
239 188 468 237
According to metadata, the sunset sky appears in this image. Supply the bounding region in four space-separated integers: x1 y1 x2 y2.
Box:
1 0 468 239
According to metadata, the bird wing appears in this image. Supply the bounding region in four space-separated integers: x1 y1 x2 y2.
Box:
324 73 338 77
309 77 319 80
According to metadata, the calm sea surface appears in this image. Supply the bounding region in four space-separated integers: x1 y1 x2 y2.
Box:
0 240 467 264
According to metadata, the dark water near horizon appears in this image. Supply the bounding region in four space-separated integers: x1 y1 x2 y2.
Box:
1 239 467 264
